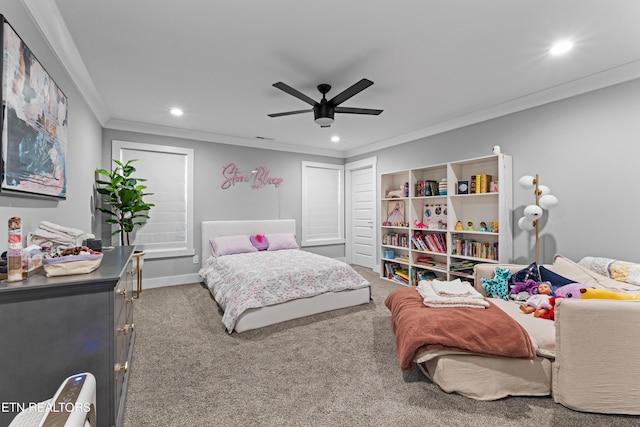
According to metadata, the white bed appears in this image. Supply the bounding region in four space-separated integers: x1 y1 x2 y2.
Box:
199 219 371 333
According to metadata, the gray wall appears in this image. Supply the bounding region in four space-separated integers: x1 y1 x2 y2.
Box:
101 129 344 280
348 78 640 265
4 0 638 281
0 3 103 247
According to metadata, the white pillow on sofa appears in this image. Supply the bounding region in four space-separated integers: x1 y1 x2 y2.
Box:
550 255 640 293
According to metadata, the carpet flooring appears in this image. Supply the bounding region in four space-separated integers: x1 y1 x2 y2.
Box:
123 265 637 426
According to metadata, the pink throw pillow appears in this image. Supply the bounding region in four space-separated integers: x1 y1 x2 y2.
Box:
265 233 299 251
209 235 257 257
250 234 269 251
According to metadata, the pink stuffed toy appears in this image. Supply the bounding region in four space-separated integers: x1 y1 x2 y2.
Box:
538 283 584 320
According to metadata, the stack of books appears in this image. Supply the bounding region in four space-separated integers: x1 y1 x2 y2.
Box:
469 174 493 194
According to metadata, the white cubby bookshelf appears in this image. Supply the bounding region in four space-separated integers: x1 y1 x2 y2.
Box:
380 154 512 286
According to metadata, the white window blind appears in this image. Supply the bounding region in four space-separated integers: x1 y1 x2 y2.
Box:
112 140 194 259
301 161 345 246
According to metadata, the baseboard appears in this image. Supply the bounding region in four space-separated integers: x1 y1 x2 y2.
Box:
142 273 202 290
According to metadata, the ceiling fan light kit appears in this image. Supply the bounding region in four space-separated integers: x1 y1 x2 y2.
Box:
269 79 382 127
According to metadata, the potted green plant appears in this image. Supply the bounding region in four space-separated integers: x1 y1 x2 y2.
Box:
95 159 155 246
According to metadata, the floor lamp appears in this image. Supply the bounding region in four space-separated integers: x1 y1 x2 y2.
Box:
517 174 559 264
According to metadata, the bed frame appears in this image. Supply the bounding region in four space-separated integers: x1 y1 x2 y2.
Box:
201 220 371 332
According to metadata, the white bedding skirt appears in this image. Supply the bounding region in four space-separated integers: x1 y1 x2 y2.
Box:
416 350 552 400
234 287 371 332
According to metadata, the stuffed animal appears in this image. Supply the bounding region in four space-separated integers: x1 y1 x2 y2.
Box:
414 219 426 228
481 266 511 300
554 283 584 299
386 186 404 198
509 279 539 301
579 288 640 300
538 283 585 321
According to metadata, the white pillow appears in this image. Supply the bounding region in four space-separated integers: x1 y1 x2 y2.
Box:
209 235 257 257
265 233 299 251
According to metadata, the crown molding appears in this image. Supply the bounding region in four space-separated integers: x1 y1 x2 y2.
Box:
21 0 640 160
105 119 345 158
21 0 110 125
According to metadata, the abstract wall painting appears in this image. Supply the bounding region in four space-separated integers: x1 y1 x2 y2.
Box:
1 15 68 198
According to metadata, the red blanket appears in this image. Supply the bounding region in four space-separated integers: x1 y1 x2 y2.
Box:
385 287 536 370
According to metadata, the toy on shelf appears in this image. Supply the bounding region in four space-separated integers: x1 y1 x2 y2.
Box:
414 220 426 228
466 221 474 231
455 221 463 231
489 221 499 233
480 221 487 232
386 185 404 198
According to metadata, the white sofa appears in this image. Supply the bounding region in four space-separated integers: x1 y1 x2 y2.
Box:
473 255 640 415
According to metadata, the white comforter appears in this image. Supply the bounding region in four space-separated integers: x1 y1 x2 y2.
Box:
199 249 370 332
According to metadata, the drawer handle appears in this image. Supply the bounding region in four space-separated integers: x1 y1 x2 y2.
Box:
118 324 132 335
114 361 128 373
116 289 127 299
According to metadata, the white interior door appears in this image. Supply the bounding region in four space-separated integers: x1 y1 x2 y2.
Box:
346 158 376 269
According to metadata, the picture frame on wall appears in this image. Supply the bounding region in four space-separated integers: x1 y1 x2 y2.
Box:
0 14 68 198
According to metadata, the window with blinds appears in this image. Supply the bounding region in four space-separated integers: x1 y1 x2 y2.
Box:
112 141 194 259
301 161 345 246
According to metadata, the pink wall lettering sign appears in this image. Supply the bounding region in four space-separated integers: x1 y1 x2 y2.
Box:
220 162 283 190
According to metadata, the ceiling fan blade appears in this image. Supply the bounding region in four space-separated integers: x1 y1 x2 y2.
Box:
272 82 317 106
327 79 374 106
268 109 313 118
334 106 383 115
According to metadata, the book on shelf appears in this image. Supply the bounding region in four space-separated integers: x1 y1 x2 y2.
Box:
384 262 410 284
423 233 447 253
469 174 493 194
415 180 439 197
449 260 476 274
422 203 447 230
395 269 409 281
451 235 498 260
479 174 492 193
384 232 409 248
415 269 437 283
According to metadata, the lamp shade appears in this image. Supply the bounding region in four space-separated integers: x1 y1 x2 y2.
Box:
539 194 559 210
523 204 543 220
518 216 536 231
538 185 551 196
518 175 536 189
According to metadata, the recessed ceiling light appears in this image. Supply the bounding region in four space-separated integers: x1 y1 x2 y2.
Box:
331 136 340 143
170 107 184 116
549 40 573 56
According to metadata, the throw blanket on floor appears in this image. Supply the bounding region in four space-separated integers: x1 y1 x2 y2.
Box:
385 287 536 370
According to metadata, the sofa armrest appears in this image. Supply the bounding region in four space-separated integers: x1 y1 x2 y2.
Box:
472 263 526 295
553 299 640 414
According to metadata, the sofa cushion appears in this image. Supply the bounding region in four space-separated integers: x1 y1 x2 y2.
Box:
509 262 541 285
579 256 640 286
491 298 556 358
539 266 574 288
550 255 640 294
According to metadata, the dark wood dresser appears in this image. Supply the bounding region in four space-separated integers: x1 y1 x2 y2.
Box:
0 246 136 427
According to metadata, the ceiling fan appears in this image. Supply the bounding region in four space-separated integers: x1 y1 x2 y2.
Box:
268 78 383 127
